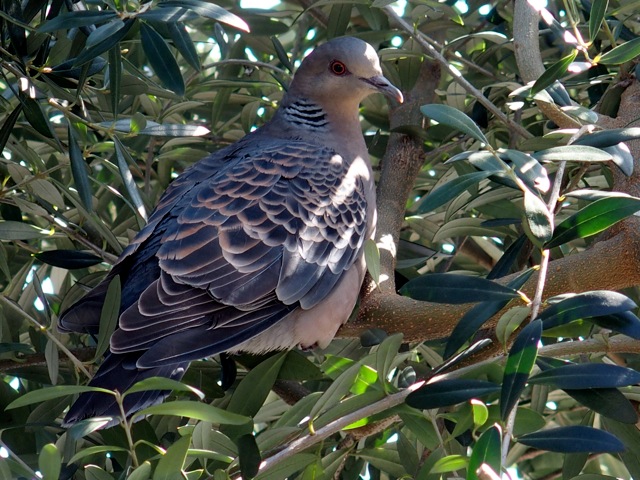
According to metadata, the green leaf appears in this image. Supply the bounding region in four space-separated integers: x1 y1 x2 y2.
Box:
375 333 403 389
421 104 489 144
505 149 550 193
93 276 120 360
589 0 609 41
467 426 501 480
546 196 640 248
168 21 200 71
531 51 578 95
496 306 530 346
227 352 287 417
139 124 210 136
108 45 122 116
135 400 250 424
416 170 500 214
153 434 191 480
429 455 467 474
39 444 61 480
159 0 249 31
523 189 553 247
0 104 22 153
255 453 316 480
6 385 114 410
68 446 129 465
532 145 613 162
68 124 93 211
74 19 134 67
567 387 638 424
598 37 640 65
238 434 261 479
406 379 500 409
138 6 199 22
140 22 185 95
35 250 102 269
113 137 147 220
517 426 624 453
536 290 636 329
590 311 640 339
85 465 115 480
500 320 542 420
127 462 152 480
364 239 380 284
0 221 50 240
573 127 640 148
309 361 361 420
528 363 640 389
38 11 118 32
444 269 533 358
400 273 521 304
21 95 54 138
604 143 634 176
124 376 205 399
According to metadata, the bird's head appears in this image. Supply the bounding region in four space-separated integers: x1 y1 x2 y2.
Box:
287 37 404 106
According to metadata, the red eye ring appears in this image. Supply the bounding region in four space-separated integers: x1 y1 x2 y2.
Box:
329 60 348 76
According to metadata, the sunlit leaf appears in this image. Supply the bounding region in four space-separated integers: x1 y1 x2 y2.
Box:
467 426 501 480
6 385 114 410
500 320 542 420
421 104 489 144
153 434 191 480
416 170 500 214
531 51 578 95
135 401 249 424
536 291 636 329
598 37 640 65
529 363 640 389
546 196 640 248
406 379 500 409
589 0 608 41
39 444 61 480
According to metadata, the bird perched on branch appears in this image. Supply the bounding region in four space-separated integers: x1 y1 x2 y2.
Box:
59 36 403 427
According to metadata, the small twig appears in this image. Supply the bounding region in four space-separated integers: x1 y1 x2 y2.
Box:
0 296 92 379
383 6 532 140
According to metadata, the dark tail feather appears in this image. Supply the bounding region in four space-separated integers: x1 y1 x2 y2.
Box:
63 352 188 427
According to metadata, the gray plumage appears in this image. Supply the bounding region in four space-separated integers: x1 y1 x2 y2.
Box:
58 36 403 426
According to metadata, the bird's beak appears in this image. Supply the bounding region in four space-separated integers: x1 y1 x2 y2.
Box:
362 75 404 103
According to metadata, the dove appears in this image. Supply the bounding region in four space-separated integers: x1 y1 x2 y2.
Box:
59 36 403 426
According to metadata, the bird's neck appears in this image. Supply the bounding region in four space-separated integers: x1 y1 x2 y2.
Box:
273 97 366 155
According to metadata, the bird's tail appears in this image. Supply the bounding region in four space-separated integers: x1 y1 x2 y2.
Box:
63 352 188 428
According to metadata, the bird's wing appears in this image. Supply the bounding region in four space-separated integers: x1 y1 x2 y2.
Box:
104 138 370 366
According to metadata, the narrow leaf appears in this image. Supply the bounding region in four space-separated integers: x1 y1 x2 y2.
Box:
139 124 210 136
421 104 489 144
573 127 640 148
589 0 609 41
599 37 640 65
160 0 249 32
74 19 134 67
529 363 640 389
108 45 122 116
153 434 191 480
113 137 147 220
167 21 200 71
21 95 54 138
532 145 613 162
416 170 499 214
35 250 102 269
38 11 118 32
590 311 640 339
500 320 542 420
518 426 624 453
0 221 49 240
467 426 501 480
505 149 550 193
124 376 205 399
6 385 114 409
523 189 553 247
94 276 120 360
0 104 22 153
531 51 578 95
546 196 640 248
536 290 636 329
444 269 533 358
68 124 93 211
406 379 500 409
135 400 249 424
140 22 185 95
39 444 61 480
238 434 261 480
364 239 380 285
603 143 634 176
400 273 520 304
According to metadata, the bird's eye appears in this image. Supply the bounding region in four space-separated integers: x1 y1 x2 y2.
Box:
329 60 348 76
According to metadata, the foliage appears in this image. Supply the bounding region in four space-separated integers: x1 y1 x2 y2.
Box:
1 0 640 478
